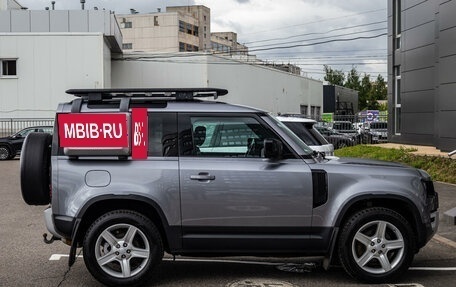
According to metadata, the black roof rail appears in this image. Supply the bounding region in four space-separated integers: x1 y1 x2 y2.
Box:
65 88 228 101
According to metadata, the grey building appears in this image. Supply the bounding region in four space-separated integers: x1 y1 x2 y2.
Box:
388 0 456 151
323 85 359 115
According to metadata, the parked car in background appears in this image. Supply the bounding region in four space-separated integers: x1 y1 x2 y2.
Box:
315 125 355 149
331 121 359 138
0 126 53 160
276 116 334 156
364 121 388 143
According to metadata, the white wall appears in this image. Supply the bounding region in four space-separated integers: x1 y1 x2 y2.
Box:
207 55 322 114
111 53 208 88
112 54 322 115
0 33 108 118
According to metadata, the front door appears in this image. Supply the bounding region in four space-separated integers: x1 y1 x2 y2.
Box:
178 113 313 253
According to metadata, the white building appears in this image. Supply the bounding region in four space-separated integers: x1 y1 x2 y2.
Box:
112 53 321 116
0 9 121 118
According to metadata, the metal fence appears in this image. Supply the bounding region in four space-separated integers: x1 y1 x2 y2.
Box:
0 118 54 137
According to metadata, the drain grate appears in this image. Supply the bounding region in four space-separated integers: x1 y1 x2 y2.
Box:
388 284 425 287
275 262 317 273
226 279 297 287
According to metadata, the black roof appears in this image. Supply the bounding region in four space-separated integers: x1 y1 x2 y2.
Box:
66 88 228 101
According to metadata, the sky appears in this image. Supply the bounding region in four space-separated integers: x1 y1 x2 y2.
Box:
18 0 388 82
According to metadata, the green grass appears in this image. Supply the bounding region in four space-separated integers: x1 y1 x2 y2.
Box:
334 145 456 184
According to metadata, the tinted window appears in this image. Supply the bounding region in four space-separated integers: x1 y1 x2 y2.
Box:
148 113 178 157
179 114 293 158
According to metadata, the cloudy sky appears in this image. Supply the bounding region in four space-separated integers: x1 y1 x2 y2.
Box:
18 0 387 81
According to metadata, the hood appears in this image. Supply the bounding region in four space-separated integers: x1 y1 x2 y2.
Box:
326 157 408 168
0 135 12 142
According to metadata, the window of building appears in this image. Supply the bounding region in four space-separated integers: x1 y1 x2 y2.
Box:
122 43 132 50
311 106 321 119
179 21 185 33
394 65 401 135
393 0 401 50
124 21 132 29
300 105 308 115
193 25 199 36
154 16 159 26
0 59 17 77
186 23 192 34
204 15 207 22
179 42 185 52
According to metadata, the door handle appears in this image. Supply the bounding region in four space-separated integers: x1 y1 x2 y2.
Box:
190 173 215 181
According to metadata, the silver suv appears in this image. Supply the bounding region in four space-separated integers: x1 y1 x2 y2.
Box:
20 88 438 286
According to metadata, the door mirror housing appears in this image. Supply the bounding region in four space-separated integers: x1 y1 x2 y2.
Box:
263 138 282 160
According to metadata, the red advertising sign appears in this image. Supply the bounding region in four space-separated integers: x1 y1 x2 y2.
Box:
58 113 129 148
131 108 148 159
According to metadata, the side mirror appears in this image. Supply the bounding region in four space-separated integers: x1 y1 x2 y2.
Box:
263 138 282 160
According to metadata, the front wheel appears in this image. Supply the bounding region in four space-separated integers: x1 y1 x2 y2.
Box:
338 207 415 283
83 210 164 286
0 145 11 160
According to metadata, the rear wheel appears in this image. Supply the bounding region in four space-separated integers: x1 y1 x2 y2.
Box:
20 133 52 205
83 210 163 287
338 207 415 283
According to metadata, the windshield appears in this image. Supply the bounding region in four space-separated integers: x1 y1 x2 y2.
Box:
283 122 329 146
269 116 314 157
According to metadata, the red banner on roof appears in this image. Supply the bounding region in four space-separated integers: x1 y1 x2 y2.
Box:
58 113 129 148
131 108 148 159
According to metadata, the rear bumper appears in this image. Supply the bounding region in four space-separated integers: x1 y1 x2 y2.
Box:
44 208 63 239
44 208 75 240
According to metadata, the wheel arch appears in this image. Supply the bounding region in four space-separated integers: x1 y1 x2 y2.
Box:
73 195 180 253
334 194 425 252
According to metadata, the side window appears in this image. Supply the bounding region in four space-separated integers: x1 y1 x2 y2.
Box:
148 113 178 157
179 114 293 158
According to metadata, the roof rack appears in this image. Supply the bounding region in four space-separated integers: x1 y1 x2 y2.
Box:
66 88 228 101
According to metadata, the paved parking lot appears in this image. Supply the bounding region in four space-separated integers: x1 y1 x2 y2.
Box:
1 159 455 287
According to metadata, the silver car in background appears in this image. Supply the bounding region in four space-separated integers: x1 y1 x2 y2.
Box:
276 115 334 156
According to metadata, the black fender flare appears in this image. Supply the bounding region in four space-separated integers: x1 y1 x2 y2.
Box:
68 194 180 266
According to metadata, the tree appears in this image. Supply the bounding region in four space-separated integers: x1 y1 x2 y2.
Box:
345 66 361 91
359 73 372 110
324 65 345 86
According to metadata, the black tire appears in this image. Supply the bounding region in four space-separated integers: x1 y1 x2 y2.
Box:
338 207 415 283
0 145 11 160
83 210 164 287
20 133 52 205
